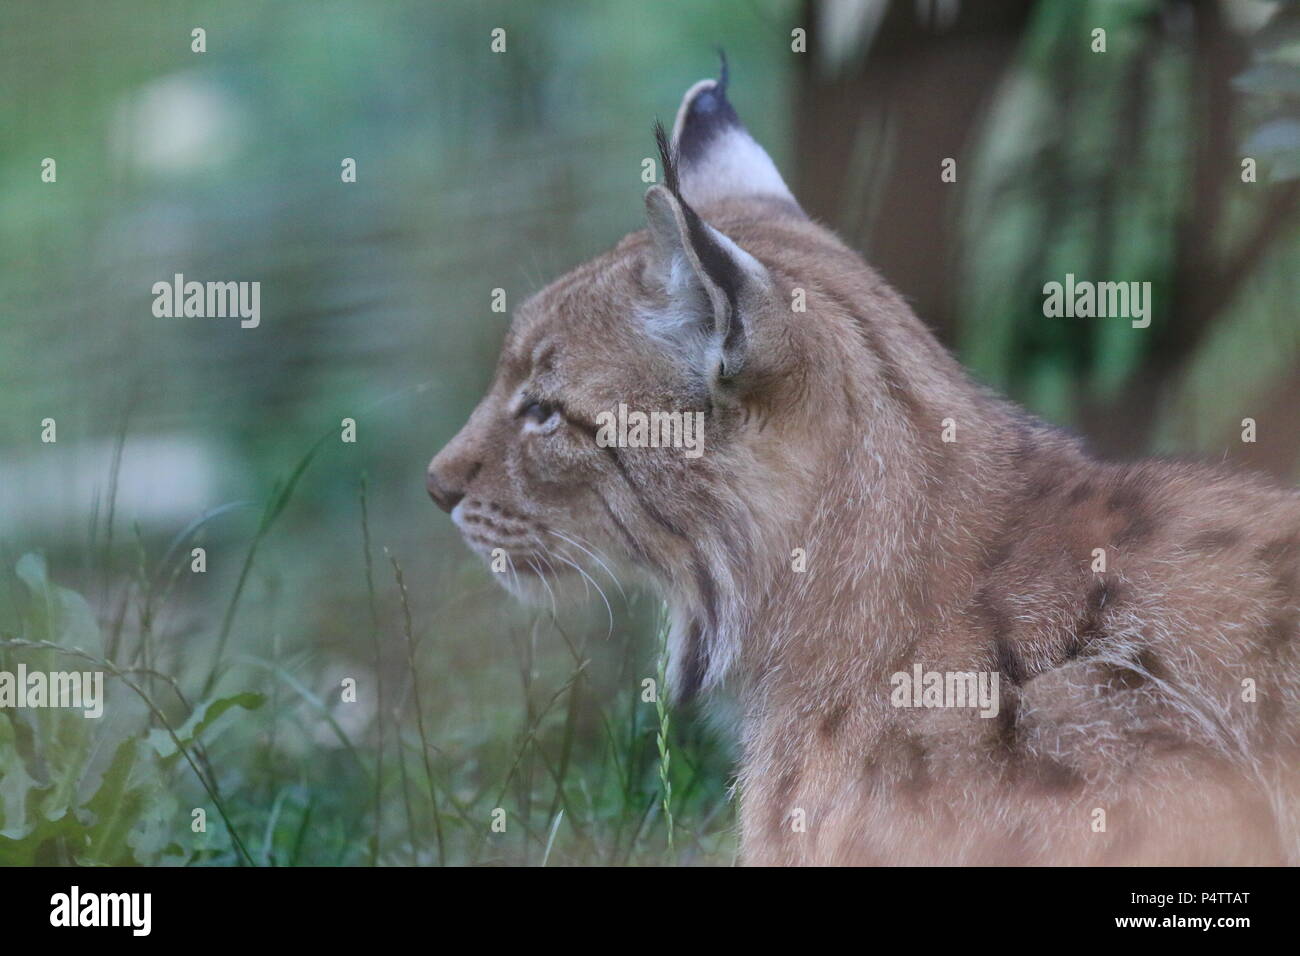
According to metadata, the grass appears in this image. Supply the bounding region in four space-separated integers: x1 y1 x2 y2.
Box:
655 611 675 857
0 423 737 867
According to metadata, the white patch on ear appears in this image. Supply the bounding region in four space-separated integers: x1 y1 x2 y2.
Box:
644 184 686 265
671 79 794 208
641 201 770 378
704 222 767 281
679 126 794 207
640 296 715 369
644 185 767 289
643 189 713 358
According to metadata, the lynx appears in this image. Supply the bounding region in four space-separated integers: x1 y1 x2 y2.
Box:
427 65 1300 865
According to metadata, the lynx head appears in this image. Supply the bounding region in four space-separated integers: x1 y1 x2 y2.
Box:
427 60 906 697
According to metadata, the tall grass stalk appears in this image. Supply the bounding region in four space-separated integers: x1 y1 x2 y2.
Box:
359 476 385 866
654 611 674 856
388 548 446 866
200 431 329 699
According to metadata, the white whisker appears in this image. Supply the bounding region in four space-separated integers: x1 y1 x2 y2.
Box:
548 545 615 639
526 556 558 620
504 550 521 595
537 547 586 600
547 529 627 599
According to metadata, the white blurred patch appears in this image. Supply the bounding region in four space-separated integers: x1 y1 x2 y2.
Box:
0 433 232 539
310 668 378 748
816 0 889 74
110 71 244 175
1221 0 1275 33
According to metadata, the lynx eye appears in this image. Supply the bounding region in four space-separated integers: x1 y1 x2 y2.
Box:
519 399 557 426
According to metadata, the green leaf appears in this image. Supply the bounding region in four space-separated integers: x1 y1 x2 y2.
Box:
78 737 177 865
0 712 45 841
15 552 101 654
148 692 265 759
34 706 93 825
0 559 183 865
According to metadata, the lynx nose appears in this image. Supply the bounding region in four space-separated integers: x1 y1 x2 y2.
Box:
425 466 465 513
426 450 482 514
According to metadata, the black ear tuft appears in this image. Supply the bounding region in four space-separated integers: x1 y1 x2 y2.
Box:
654 120 680 197
651 120 742 316
678 51 740 165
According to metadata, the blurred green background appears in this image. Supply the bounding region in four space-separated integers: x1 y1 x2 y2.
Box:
0 0 1296 865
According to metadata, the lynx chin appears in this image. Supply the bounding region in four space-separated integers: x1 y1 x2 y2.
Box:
427 59 1300 865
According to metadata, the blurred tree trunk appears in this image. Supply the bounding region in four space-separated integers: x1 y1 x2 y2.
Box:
793 0 1038 346
1076 0 1298 468
795 0 1299 479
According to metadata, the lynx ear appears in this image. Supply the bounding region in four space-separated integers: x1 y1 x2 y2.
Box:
644 123 769 380
669 55 798 211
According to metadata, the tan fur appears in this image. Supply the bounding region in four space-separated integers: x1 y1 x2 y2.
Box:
428 80 1300 865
